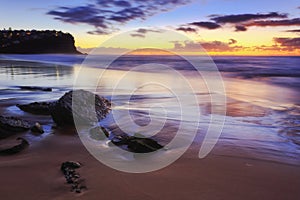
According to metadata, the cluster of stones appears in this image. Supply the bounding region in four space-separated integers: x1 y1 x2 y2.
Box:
60 161 87 193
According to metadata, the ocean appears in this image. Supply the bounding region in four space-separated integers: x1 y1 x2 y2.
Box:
0 54 299 166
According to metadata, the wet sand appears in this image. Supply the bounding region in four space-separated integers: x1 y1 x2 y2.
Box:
0 89 299 200
0 130 300 200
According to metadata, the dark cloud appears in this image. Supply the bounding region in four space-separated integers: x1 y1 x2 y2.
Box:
176 21 221 34
274 37 300 50
210 12 288 24
245 18 300 27
113 1 131 7
87 29 111 35
188 21 221 29
229 39 237 45
176 12 290 33
235 25 247 32
176 27 197 33
47 6 108 28
47 0 192 34
95 0 131 7
285 29 300 33
130 28 163 37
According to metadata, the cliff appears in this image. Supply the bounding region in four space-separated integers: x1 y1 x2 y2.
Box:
0 30 81 54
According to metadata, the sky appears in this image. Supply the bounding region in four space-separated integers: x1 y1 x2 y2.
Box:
1 0 300 55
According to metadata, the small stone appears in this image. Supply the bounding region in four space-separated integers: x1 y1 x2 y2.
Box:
75 188 81 193
61 161 81 171
31 122 44 134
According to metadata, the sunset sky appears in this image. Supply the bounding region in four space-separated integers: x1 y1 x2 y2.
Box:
1 0 300 55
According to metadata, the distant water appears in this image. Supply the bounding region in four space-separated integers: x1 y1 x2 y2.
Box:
0 54 299 165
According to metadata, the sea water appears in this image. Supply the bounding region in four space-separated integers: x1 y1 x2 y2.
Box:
0 54 299 165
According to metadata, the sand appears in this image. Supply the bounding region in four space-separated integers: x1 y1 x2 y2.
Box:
0 129 299 200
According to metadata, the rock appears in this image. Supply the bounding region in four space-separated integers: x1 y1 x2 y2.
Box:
0 116 31 138
127 137 163 153
49 90 111 126
17 102 51 115
110 133 163 153
60 161 86 193
0 137 29 155
111 134 131 146
19 86 52 92
61 161 81 172
89 126 109 140
31 122 44 134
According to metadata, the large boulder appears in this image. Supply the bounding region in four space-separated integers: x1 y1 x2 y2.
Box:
49 90 111 126
0 116 31 139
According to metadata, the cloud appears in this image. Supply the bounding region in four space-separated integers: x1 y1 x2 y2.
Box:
210 12 288 24
47 0 192 34
244 18 300 27
171 39 241 52
253 37 300 53
47 6 108 28
130 28 163 37
274 37 300 50
136 28 162 34
176 27 197 33
285 29 300 33
188 21 221 29
130 33 145 38
176 12 289 33
176 21 221 34
87 29 112 35
235 25 247 32
228 39 237 45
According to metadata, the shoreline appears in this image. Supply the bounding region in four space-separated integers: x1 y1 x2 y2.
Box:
0 97 299 200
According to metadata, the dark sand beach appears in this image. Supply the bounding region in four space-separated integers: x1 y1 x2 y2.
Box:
0 55 300 199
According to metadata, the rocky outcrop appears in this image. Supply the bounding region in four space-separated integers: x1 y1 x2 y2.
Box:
0 29 81 54
49 90 111 126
